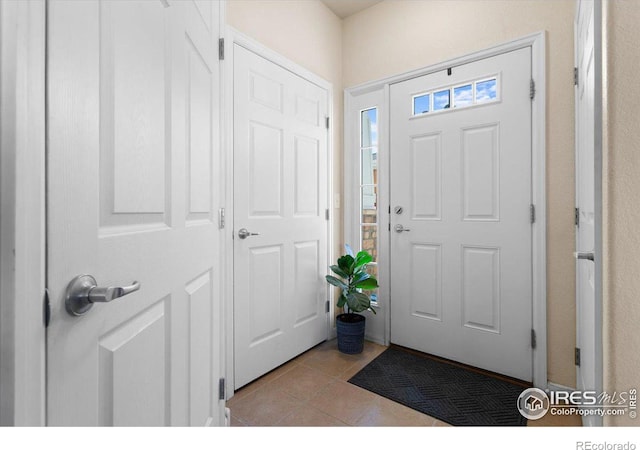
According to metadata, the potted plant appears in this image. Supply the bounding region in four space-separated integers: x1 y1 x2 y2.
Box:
326 245 378 354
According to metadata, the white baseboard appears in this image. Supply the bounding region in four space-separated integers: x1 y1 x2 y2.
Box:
546 382 576 393
364 335 386 346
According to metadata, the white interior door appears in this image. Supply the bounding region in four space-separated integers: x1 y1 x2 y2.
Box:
47 0 224 426
233 44 329 389
390 48 533 381
575 0 601 425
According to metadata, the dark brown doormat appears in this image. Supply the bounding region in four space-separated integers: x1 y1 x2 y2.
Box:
348 346 529 426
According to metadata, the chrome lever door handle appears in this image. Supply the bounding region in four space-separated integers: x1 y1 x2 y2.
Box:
394 224 411 233
88 281 141 303
238 228 260 239
574 251 594 261
65 275 141 317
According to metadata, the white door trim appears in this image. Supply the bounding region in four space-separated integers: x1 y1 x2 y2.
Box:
344 32 547 388
342 88 388 345
0 0 46 426
223 27 334 397
574 0 603 427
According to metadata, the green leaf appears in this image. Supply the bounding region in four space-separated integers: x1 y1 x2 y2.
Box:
351 271 370 284
337 255 355 274
354 277 378 290
329 265 349 279
325 275 347 290
346 291 371 313
337 293 347 308
353 251 373 269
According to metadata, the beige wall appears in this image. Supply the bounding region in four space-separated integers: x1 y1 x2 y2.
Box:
229 0 578 387
603 0 640 427
342 0 577 387
227 0 344 262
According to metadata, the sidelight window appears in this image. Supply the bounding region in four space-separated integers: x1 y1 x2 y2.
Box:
360 108 379 302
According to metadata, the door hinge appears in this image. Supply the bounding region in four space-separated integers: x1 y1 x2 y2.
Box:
43 289 51 328
388 205 391 214
218 207 225 229
325 117 330 129
218 378 226 400
531 329 537 349
218 38 225 60
325 300 330 313
325 208 329 221
530 204 536 224
575 207 580 227
529 79 536 100
575 347 581 366
574 67 579 86
388 223 391 231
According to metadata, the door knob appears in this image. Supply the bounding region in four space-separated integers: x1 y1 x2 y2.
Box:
574 251 594 261
238 228 260 239
394 224 411 233
65 274 141 316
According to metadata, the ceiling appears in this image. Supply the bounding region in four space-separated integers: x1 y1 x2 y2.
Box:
321 0 384 19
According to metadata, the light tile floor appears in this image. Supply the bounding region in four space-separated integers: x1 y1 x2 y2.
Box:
227 339 582 427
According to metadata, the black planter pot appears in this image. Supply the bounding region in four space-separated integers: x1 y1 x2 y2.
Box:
336 313 366 354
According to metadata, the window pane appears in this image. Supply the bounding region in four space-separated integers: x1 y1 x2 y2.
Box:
360 147 377 185
361 185 377 224
433 89 451 111
454 84 473 107
476 78 497 103
361 225 378 262
361 108 378 147
413 93 430 115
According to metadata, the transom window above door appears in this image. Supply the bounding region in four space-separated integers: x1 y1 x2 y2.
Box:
412 76 499 116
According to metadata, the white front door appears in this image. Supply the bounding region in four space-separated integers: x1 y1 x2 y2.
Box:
575 0 601 425
47 0 224 426
233 44 329 389
390 48 533 381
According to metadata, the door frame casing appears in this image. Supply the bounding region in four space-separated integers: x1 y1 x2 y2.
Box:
0 0 46 426
344 32 548 388
574 0 603 427
343 87 389 345
223 28 334 397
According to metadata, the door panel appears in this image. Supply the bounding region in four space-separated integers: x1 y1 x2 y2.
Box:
233 45 328 388
47 0 223 426
462 246 500 333
248 122 283 216
390 48 533 381
411 133 441 219
409 244 442 320
98 301 167 426
248 245 283 344
462 124 500 220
